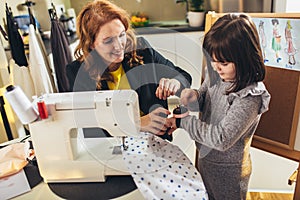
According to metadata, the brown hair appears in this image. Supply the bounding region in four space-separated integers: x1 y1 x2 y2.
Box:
74 0 143 89
203 13 265 93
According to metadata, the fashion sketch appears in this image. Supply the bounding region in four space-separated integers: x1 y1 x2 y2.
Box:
258 20 268 63
271 18 282 63
285 20 297 65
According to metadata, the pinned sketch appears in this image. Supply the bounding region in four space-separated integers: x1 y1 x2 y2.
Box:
271 18 282 63
253 18 299 71
285 20 297 65
258 20 269 63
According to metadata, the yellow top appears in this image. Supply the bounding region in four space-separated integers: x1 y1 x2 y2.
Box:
107 65 131 90
107 65 145 116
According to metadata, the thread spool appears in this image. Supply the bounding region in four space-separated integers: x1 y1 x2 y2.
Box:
37 99 48 119
173 105 189 118
173 105 189 128
4 85 39 124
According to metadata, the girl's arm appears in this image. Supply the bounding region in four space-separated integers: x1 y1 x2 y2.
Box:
180 95 261 151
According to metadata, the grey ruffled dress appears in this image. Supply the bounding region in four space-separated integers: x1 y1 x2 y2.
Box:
179 67 271 200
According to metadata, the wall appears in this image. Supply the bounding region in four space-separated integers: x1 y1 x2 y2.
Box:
285 0 300 12
212 0 273 13
267 0 300 13
2 0 298 37
0 0 186 35
70 0 186 22
0 0 70 36
249 147 297 192
33 0 71 32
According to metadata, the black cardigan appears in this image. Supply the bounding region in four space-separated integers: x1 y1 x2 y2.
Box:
66 37 192 114
66 37 192 139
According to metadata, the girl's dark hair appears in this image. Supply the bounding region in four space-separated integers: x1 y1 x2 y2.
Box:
203 13 265 93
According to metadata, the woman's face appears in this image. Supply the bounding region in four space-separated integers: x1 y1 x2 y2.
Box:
211 55 236 82
92 19 127 66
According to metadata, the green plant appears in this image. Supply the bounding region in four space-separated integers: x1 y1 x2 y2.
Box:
188 0 205 12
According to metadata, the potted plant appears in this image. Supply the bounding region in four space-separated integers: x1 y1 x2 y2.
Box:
189 0 205 11
187 0 205 27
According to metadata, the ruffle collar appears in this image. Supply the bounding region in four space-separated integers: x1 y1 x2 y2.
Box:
228 82 271 114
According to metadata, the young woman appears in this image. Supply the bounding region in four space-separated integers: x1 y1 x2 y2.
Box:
169 13 271 199
66 0 192 138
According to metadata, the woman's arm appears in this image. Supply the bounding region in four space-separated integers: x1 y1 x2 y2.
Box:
136 37 192 101
137 37 192 90
66 60 97 92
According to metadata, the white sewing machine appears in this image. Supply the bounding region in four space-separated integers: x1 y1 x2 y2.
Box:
28 90 141 183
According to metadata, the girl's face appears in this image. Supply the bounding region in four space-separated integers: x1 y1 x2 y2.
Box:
211 56 236 82
92 19 127 66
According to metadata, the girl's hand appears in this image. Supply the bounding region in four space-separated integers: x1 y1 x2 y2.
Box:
180 89 198 106
140 107 171 135
156 78 180 100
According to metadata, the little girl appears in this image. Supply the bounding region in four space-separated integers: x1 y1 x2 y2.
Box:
169 13 271 200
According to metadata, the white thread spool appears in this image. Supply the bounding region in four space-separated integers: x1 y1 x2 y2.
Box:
4 85 38 124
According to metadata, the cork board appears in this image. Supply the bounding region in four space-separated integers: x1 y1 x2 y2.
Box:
255 66 300 148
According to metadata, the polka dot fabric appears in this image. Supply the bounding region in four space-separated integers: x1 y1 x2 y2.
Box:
123 132 208 200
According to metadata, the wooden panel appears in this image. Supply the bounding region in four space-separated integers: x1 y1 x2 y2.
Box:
251 139 300 162
255 67 300 148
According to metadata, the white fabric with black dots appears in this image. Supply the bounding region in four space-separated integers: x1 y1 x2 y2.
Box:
123 132 208 200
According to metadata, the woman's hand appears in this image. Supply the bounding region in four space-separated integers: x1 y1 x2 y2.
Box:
155 78 180 100
180 88 199 106
166 117 177 134
140 107 172 135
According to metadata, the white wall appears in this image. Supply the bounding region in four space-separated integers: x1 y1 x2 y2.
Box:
0 0 70 39
285 0 300 12
249 147 298 193
273 0 300 12
273 0 287 12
